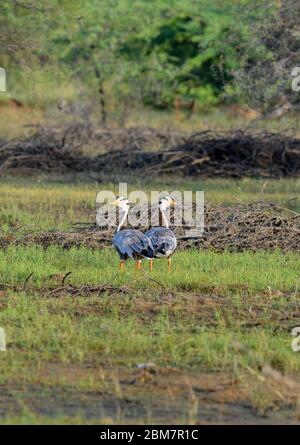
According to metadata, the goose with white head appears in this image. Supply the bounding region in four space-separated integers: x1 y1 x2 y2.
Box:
145 195 177 272
111 196 155 271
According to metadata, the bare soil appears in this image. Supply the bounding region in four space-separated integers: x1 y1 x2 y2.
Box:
0 366 298 424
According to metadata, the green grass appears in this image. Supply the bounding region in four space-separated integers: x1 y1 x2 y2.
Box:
0 246 299 292
0 177 300 424
0 246 299 378
0 176 300 233
0 289 299 381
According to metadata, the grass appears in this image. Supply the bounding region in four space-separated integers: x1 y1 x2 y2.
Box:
0 245 299 422
3 93 300 139
0 246 299 292
0 177 300 424
0 176 300 234
0 291 298 373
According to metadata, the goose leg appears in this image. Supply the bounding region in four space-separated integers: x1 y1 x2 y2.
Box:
149 259 153 272
168 257 171 273
120 260 125 271
135 260 142 271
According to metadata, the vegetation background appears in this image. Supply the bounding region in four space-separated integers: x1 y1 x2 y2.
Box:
1 0 300 425
1 0 299 134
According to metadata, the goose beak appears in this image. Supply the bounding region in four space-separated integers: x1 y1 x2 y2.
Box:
110 200 118 206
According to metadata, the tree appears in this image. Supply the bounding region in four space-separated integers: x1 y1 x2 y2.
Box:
50 0 153 125
228 0 300 116
121 1 238 110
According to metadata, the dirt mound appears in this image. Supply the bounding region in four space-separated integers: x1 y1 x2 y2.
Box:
1 126 300 177
1 203 299 252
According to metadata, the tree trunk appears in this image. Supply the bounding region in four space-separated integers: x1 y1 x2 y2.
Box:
94 66 107 126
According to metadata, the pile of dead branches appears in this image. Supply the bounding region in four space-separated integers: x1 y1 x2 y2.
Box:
0 124 88 174
2 126 300 177
0 124 186 175
93 130 300 177
1 203 299 252
192 202 300 251
93 126 185 152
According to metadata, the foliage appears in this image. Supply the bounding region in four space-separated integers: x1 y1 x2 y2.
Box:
120 3 239 108
0 0 243 114
2 0 298 116
228 0 300 114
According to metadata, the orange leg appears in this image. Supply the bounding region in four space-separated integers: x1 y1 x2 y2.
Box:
135 260 142 271
120 260 125 271
149 259 153 272
168 257 171 273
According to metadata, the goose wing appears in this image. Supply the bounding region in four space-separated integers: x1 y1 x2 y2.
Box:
145 227 177 258
113 229 154 259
